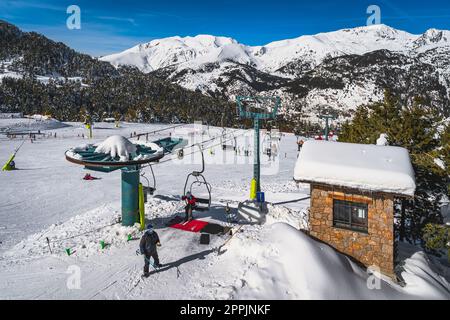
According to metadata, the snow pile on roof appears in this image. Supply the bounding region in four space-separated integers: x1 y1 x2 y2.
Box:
25 114 51 121
95 135 136 161
294 140 416 196
376 133 389 146
234 223 450 299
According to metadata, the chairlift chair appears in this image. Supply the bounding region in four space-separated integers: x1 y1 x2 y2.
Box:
141 165 156 198
177 148 184 159
183 144 212 212
221 128 237 151
262 132 272 156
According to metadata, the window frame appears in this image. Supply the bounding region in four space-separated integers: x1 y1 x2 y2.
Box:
332 199 369 233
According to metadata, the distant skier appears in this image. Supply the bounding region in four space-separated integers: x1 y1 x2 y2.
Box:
182 191 197 222
139 224 162 277
7 160 16 170
297 139 304 151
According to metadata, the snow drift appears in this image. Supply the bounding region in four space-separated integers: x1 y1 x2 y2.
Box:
234 223 450 299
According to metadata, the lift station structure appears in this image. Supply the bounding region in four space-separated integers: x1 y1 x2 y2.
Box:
65 135 185 227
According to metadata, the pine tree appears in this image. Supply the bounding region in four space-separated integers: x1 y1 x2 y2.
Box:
339 90 447 243
441 124 450 176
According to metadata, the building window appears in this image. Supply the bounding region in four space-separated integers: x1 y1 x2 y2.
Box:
333 199 368 233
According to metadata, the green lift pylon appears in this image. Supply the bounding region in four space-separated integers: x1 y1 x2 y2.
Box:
236 96 280 197
121 167 140 226
319 114 336 141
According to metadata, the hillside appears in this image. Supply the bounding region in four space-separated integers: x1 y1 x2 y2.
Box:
0 20 235 126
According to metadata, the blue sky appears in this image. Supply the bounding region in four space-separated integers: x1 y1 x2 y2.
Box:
1 0 450 56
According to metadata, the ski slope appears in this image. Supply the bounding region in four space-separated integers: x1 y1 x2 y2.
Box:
0 119 448 299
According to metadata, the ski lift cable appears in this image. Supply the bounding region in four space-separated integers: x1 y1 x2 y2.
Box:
131 123 187 140
14 138 26 154
153 128 251 166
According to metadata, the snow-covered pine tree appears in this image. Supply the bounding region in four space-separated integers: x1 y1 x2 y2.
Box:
441 124 450 178
339 90 447 243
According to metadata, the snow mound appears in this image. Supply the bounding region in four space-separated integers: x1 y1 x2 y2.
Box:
2 204 141 260
234 223 450 299
400 251 450 299
376 133 389 146
294 140 416 196
29 114 51 121
0 118 70 132
95 135 136 161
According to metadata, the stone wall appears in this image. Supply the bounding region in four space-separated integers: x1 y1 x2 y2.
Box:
309 184 395 277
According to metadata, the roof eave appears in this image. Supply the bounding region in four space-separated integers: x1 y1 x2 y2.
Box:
293 178 415 199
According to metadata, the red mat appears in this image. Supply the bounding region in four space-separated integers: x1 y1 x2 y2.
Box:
169 217 208 233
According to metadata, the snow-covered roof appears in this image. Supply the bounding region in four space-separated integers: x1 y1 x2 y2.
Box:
294 140 416 197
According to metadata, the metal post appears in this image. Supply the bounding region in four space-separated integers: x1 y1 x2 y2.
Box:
319 114 335 141
254 118 261 192
121 167 140 226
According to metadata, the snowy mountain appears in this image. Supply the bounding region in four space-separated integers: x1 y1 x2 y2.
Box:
101 24 450 120
103 35 257 73
0 20 235 125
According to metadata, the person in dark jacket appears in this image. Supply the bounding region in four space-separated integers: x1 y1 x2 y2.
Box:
181 191 197 222
139 224 162 277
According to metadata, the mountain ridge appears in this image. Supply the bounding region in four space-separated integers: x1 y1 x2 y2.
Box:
101 24 450 73
101 24 450 121
0 20 236 126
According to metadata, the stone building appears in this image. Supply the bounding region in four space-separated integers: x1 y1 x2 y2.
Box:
294 140 416 278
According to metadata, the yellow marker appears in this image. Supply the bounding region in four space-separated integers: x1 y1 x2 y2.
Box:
85 123 93 139
250 178 257 200
2 154 15 171
138 183 145 231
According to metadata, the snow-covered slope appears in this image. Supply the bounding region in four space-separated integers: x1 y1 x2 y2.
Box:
1 121 448 299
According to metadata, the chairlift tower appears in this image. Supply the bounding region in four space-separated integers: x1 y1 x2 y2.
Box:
236 96 280 195
65 136 185 226
319 114 336 141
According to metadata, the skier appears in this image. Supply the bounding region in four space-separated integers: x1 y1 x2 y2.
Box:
181 191 197 222
83 173 99 180
8 160 16 170
139 224 162 277
297 139 304 151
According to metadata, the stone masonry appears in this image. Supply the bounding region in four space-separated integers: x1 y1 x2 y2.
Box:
309 183 395 277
